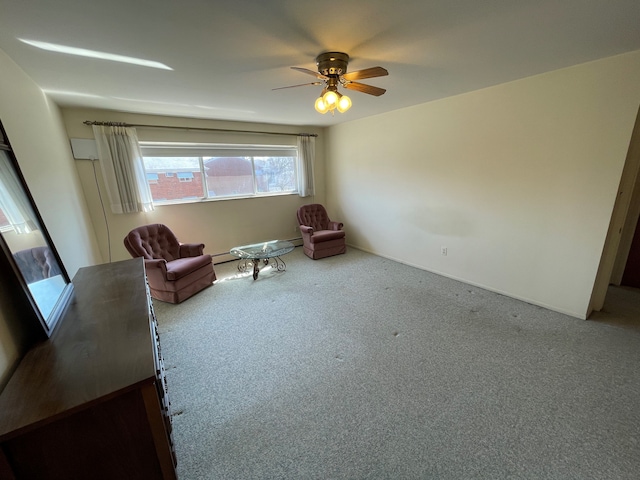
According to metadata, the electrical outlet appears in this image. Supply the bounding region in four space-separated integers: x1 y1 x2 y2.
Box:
441 247 447 256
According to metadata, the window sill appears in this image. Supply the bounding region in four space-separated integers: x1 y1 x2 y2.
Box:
153 191 298 207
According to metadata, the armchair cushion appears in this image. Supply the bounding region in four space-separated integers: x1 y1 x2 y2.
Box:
309 230 345 243
164 255 213 281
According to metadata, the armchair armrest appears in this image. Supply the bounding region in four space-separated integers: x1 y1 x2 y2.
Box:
328 221 343 231
179 243 205 257
299 225 314 235
144 258 168 274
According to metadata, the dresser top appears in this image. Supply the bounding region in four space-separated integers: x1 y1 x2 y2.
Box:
0 258 157 439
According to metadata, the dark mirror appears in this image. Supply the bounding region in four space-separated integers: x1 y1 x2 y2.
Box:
0 122 72 337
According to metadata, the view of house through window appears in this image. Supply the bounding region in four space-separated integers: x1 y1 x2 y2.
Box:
141 143 298 204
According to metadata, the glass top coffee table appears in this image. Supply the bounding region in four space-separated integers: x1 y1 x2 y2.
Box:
229 240 295 280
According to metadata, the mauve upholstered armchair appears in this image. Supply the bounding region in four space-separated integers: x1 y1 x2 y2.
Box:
124 224 216 304
296 204 346 260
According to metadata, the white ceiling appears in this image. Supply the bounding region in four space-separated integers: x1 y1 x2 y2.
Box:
1 0 639 127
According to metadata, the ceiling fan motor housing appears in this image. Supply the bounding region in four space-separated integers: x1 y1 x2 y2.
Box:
316 52 349 76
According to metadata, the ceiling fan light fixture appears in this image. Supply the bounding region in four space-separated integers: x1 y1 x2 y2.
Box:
314 96 329 114
314 89 351 115
322 89 339 107
336 94 352 113
279 51 387 116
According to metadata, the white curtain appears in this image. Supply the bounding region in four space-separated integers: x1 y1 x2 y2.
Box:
297 135 315 197
0 152 38 233
92 125 154 214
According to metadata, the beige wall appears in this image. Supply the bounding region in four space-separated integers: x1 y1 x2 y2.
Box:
0 49 101 387
61 108 326 264
325 50 640 319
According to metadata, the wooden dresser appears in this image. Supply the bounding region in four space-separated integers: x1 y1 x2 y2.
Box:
0 258 177 479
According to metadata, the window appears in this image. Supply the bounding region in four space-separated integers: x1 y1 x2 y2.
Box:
140 143 298 204
146 173 159 184
0 206 11 232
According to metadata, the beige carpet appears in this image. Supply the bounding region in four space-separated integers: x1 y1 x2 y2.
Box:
153 246 640 480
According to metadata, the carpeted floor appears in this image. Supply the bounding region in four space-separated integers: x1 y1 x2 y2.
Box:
153 246 640 480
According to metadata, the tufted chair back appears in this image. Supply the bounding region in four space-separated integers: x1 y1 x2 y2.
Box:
124 224 182 261
297 204 330 231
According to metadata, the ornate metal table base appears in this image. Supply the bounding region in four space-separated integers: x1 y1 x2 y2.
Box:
230 240 295 280
236 256 287 280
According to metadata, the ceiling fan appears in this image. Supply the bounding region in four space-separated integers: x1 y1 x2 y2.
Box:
274 52 388 114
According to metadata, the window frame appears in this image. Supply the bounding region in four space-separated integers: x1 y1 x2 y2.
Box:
140 142 299 206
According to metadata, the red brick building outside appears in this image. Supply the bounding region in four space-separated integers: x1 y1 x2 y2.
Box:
144 156 295 203
147 169 204 202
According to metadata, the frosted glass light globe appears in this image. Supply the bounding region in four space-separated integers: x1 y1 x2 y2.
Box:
314 97 328 114
337 95 352 113
322 90 339 108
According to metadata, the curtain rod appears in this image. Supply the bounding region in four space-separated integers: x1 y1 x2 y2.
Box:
83 120 318 137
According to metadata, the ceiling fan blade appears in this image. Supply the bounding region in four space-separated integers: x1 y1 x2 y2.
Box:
342 66 388 81
272 81 323 91
344 81 386 96
291 67 329 80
